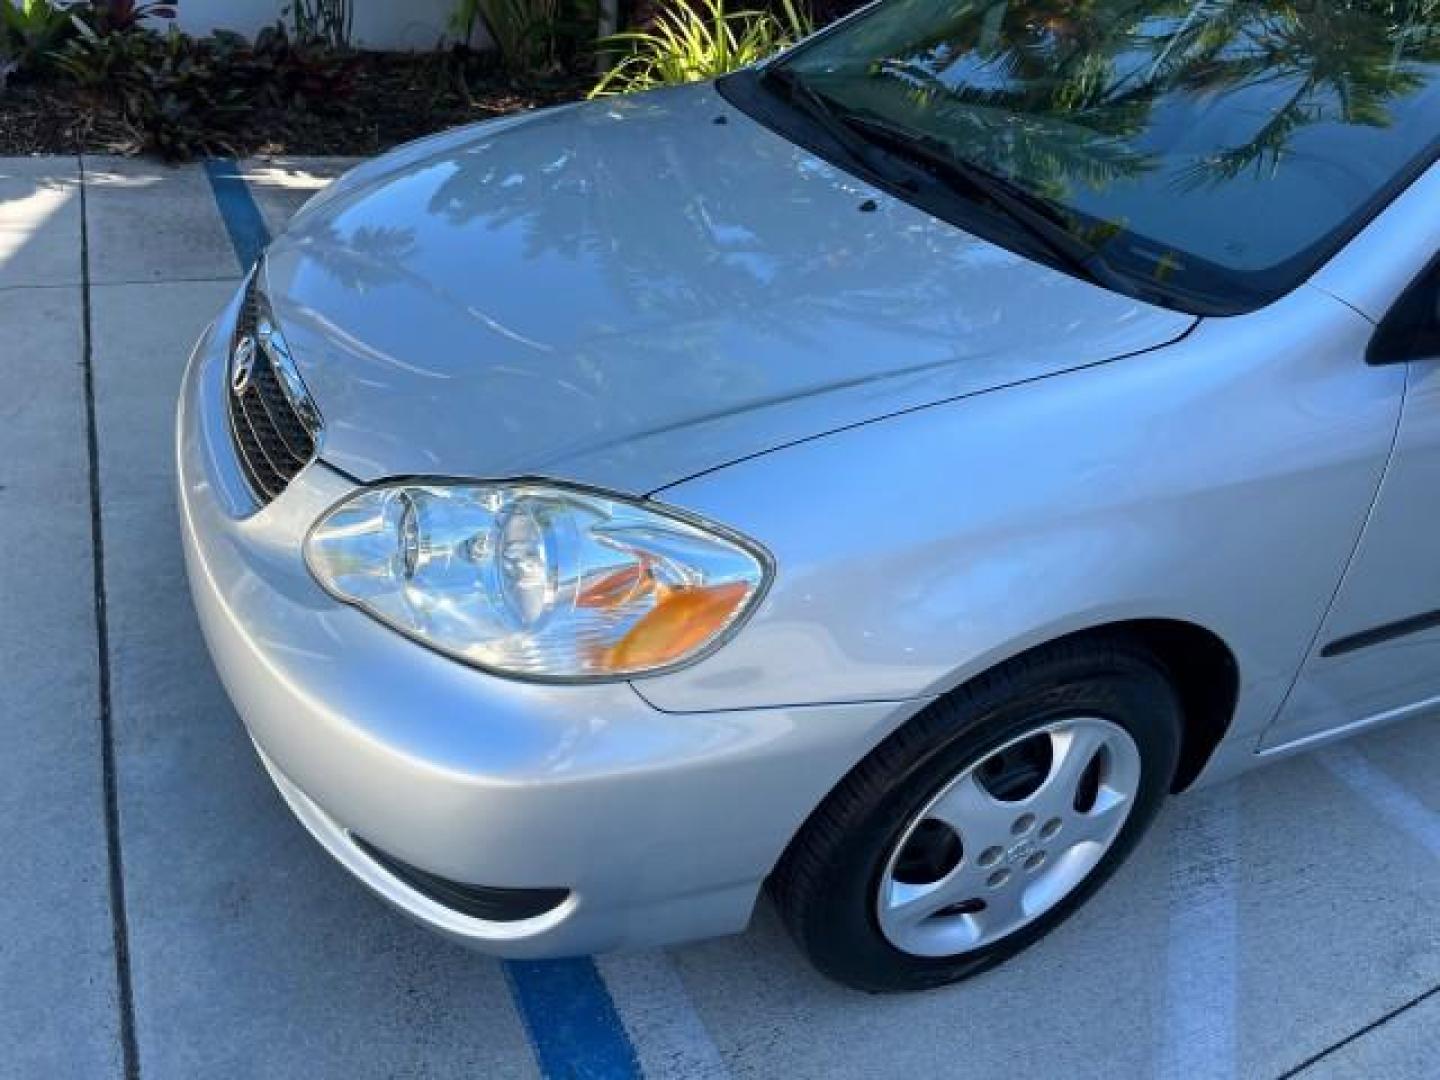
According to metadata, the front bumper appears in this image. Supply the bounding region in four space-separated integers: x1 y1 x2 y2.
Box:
176 294 918 956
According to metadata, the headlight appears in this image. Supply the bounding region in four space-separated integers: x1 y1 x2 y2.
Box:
304 481 771 681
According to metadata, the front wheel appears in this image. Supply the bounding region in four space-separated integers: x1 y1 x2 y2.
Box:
771 638 1182 993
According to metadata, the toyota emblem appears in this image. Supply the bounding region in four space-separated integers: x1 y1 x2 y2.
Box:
231 335 257 396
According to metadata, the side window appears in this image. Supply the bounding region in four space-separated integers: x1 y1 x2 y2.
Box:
1368 255 1440 365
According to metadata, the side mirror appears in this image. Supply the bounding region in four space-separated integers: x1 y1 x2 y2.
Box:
1367 265 1440 365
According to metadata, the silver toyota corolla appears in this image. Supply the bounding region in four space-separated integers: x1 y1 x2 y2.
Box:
179 0 1440 991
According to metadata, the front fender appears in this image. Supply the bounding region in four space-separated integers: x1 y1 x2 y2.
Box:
638 285 1403 774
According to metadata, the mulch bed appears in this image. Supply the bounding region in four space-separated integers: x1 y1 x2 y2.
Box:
0 52 592 159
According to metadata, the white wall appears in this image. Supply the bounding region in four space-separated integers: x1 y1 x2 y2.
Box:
175 0 461 50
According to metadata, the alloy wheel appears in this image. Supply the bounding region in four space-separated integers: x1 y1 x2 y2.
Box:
876 717 1143 958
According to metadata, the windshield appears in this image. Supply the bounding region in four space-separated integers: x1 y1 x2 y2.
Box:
758 0 1440 312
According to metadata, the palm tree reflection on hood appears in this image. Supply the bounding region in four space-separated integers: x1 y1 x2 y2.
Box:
395 0 1438 321
420 0 1440 260
422 98 983 337
293 222 419 292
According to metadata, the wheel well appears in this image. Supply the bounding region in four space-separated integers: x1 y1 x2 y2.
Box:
764 618 1239 907
1042 619 1239 791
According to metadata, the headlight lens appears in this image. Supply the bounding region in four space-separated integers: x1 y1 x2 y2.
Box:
304 482 770 681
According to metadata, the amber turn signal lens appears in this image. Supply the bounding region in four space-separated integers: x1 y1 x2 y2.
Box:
603 582 753 671
576 563 650 609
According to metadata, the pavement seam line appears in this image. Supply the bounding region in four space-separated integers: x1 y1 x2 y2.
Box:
1276 982 1440 1078
1276 746 1440 1077
0 276 241 295
79 153 142 1080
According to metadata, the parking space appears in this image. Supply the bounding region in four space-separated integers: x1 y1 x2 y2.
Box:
3 153 1440 1079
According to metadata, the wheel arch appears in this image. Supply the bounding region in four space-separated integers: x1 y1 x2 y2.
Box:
1109 618 1240 791
945 618 1241 792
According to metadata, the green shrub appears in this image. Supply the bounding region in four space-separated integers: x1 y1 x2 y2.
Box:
54 23 360 159
1 0 78 78
285 0 353 50
590 0 810 97
56 27 245 156
0 0 174 83
451 0 597 77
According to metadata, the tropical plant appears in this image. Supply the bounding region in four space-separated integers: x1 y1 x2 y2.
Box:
84 0 175 34
450 0 483 42
590 0 811 97
0 0 172 82
451 0 598 76
0 0 78 74
54 20 362 158
54 26 251 155
286 0 353 49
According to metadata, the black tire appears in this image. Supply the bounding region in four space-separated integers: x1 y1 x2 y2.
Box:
770 636 1183 993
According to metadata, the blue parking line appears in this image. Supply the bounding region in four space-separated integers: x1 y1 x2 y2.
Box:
203 158 271 272
504 959 643 1079
203 158 644 1080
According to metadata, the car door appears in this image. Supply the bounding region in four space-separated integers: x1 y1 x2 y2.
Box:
1264 187 1440 752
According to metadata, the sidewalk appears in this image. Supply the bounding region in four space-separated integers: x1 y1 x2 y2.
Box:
3 153 1440 1080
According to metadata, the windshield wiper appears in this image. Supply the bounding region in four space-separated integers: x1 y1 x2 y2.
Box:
760 69 1137 298
760 67 915 193
840 113 1135 295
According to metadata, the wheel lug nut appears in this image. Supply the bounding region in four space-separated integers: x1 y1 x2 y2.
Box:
978 846 1004 868
1024 851 1047 872
1012 814 1036 836
1040 817 1063 841
987 869 1011 889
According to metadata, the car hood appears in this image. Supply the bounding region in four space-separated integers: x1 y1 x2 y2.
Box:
263 83 1195 494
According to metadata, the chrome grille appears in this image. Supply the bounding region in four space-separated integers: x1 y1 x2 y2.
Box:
226 281 322 505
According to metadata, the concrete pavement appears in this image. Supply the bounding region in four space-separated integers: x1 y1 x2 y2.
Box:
2 152 1439 1079
0 158 117 1079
